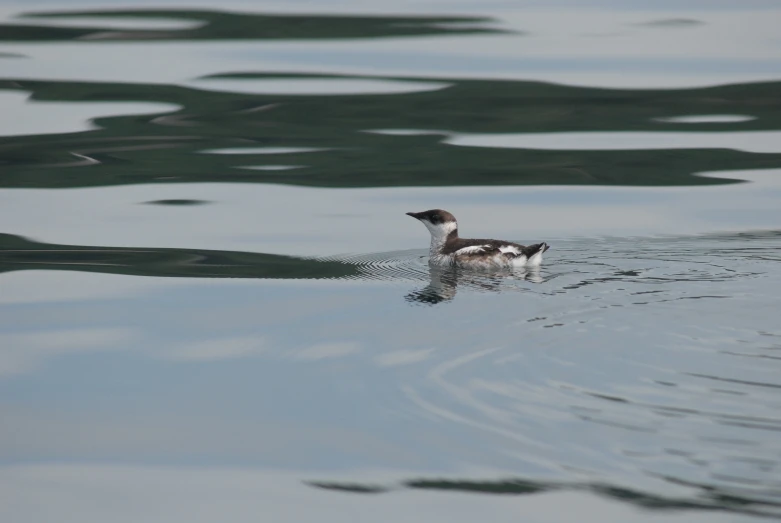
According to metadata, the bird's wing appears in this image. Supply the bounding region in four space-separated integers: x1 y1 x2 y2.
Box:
454 245 491 255
498 244 521 255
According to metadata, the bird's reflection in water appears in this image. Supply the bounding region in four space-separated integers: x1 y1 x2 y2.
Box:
405 264 544 305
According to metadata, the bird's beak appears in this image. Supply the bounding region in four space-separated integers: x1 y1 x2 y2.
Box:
406 211 423 220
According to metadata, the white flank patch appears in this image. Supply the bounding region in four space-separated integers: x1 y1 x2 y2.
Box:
454 245 487 255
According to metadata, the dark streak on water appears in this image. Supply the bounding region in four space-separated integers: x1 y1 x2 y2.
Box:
308 477 781 519
142 199 210 206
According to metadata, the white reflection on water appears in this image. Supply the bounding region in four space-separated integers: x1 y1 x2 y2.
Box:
652 115 757 124
163 336 267 361
202 147 325 154
375 348 436 367
11 14 205 30
0 169 779 257
0 271 190 305
238 165 304 171
190 78 451 95
445 131 781 153
2 4 781 88
295 342 362 361
0 90 180 137
0 327 133 375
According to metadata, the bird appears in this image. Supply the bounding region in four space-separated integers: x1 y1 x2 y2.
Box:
406 209 549 269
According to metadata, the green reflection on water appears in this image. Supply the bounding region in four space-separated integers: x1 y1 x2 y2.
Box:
0 234 358 279
2 9 781 190
3 9 507 41
2 75 780 189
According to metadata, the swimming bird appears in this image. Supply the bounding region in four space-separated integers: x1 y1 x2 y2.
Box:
406 209 549 269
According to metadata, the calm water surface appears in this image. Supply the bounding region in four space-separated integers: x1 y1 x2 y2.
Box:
1 1 781 522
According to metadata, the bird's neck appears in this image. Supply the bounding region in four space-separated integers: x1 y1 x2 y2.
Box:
429 227 458 255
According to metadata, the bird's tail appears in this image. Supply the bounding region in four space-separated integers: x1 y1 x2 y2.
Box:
523 242 549 267
522 242 550 258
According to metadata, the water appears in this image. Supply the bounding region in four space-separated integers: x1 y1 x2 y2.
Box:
1 2 781 522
